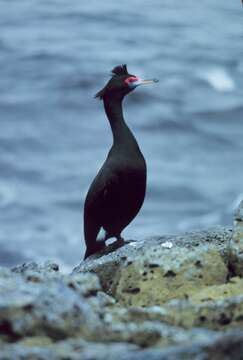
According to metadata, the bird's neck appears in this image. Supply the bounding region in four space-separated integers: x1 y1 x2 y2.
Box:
103 97 138 148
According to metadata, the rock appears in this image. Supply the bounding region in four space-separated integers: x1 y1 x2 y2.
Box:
0 339 138 360
74 226 232 306
116 331 243 360
0 263 220 350
120 294 243 330
2 224 243 359
1 332 243 360
0 266 105 342
229 200 243 276
204 332 243 360
0 339 181 360
12 261 60 275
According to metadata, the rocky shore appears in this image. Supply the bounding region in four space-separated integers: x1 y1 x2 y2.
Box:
1 201 243 359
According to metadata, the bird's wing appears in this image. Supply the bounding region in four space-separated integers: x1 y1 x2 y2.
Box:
84 166 119 215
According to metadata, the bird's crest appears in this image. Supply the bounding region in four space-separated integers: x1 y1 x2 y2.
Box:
111 64 129 77
95 64 129 99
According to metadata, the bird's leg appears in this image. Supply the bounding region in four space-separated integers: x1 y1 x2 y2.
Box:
84 240 106 259
115 235 125 245
115 235 136 245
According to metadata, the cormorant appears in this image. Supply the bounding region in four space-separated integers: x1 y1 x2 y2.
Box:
83 64 158 259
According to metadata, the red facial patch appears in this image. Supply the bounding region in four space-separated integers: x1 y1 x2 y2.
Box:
124 76 139 85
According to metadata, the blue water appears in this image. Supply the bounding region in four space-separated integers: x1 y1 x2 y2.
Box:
0 1 243 269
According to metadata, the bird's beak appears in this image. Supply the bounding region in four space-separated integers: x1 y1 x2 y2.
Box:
133 78 159 87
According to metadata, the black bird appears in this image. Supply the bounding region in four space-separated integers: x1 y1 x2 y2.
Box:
84 64 158 259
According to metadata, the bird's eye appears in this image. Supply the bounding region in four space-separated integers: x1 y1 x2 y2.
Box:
124 76 139 85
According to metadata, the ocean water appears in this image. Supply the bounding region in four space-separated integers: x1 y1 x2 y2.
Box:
0 1 243 270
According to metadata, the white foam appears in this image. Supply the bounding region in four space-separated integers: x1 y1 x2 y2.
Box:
161 241 173 249
199 68 235 92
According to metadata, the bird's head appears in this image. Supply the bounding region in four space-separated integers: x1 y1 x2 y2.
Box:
95 64 158 101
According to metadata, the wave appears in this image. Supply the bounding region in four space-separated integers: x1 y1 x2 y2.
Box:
0 182 16 208
197 67 235 92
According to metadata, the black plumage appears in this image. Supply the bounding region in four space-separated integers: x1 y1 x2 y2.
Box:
83 65 158 259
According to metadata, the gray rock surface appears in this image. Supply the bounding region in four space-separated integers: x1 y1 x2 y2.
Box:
74 226 232 306
0 263 104 343
2 218 243 359
229 200 243 276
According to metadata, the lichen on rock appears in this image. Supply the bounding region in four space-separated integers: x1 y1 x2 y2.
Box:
74 226 232 306
2 220 243 359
